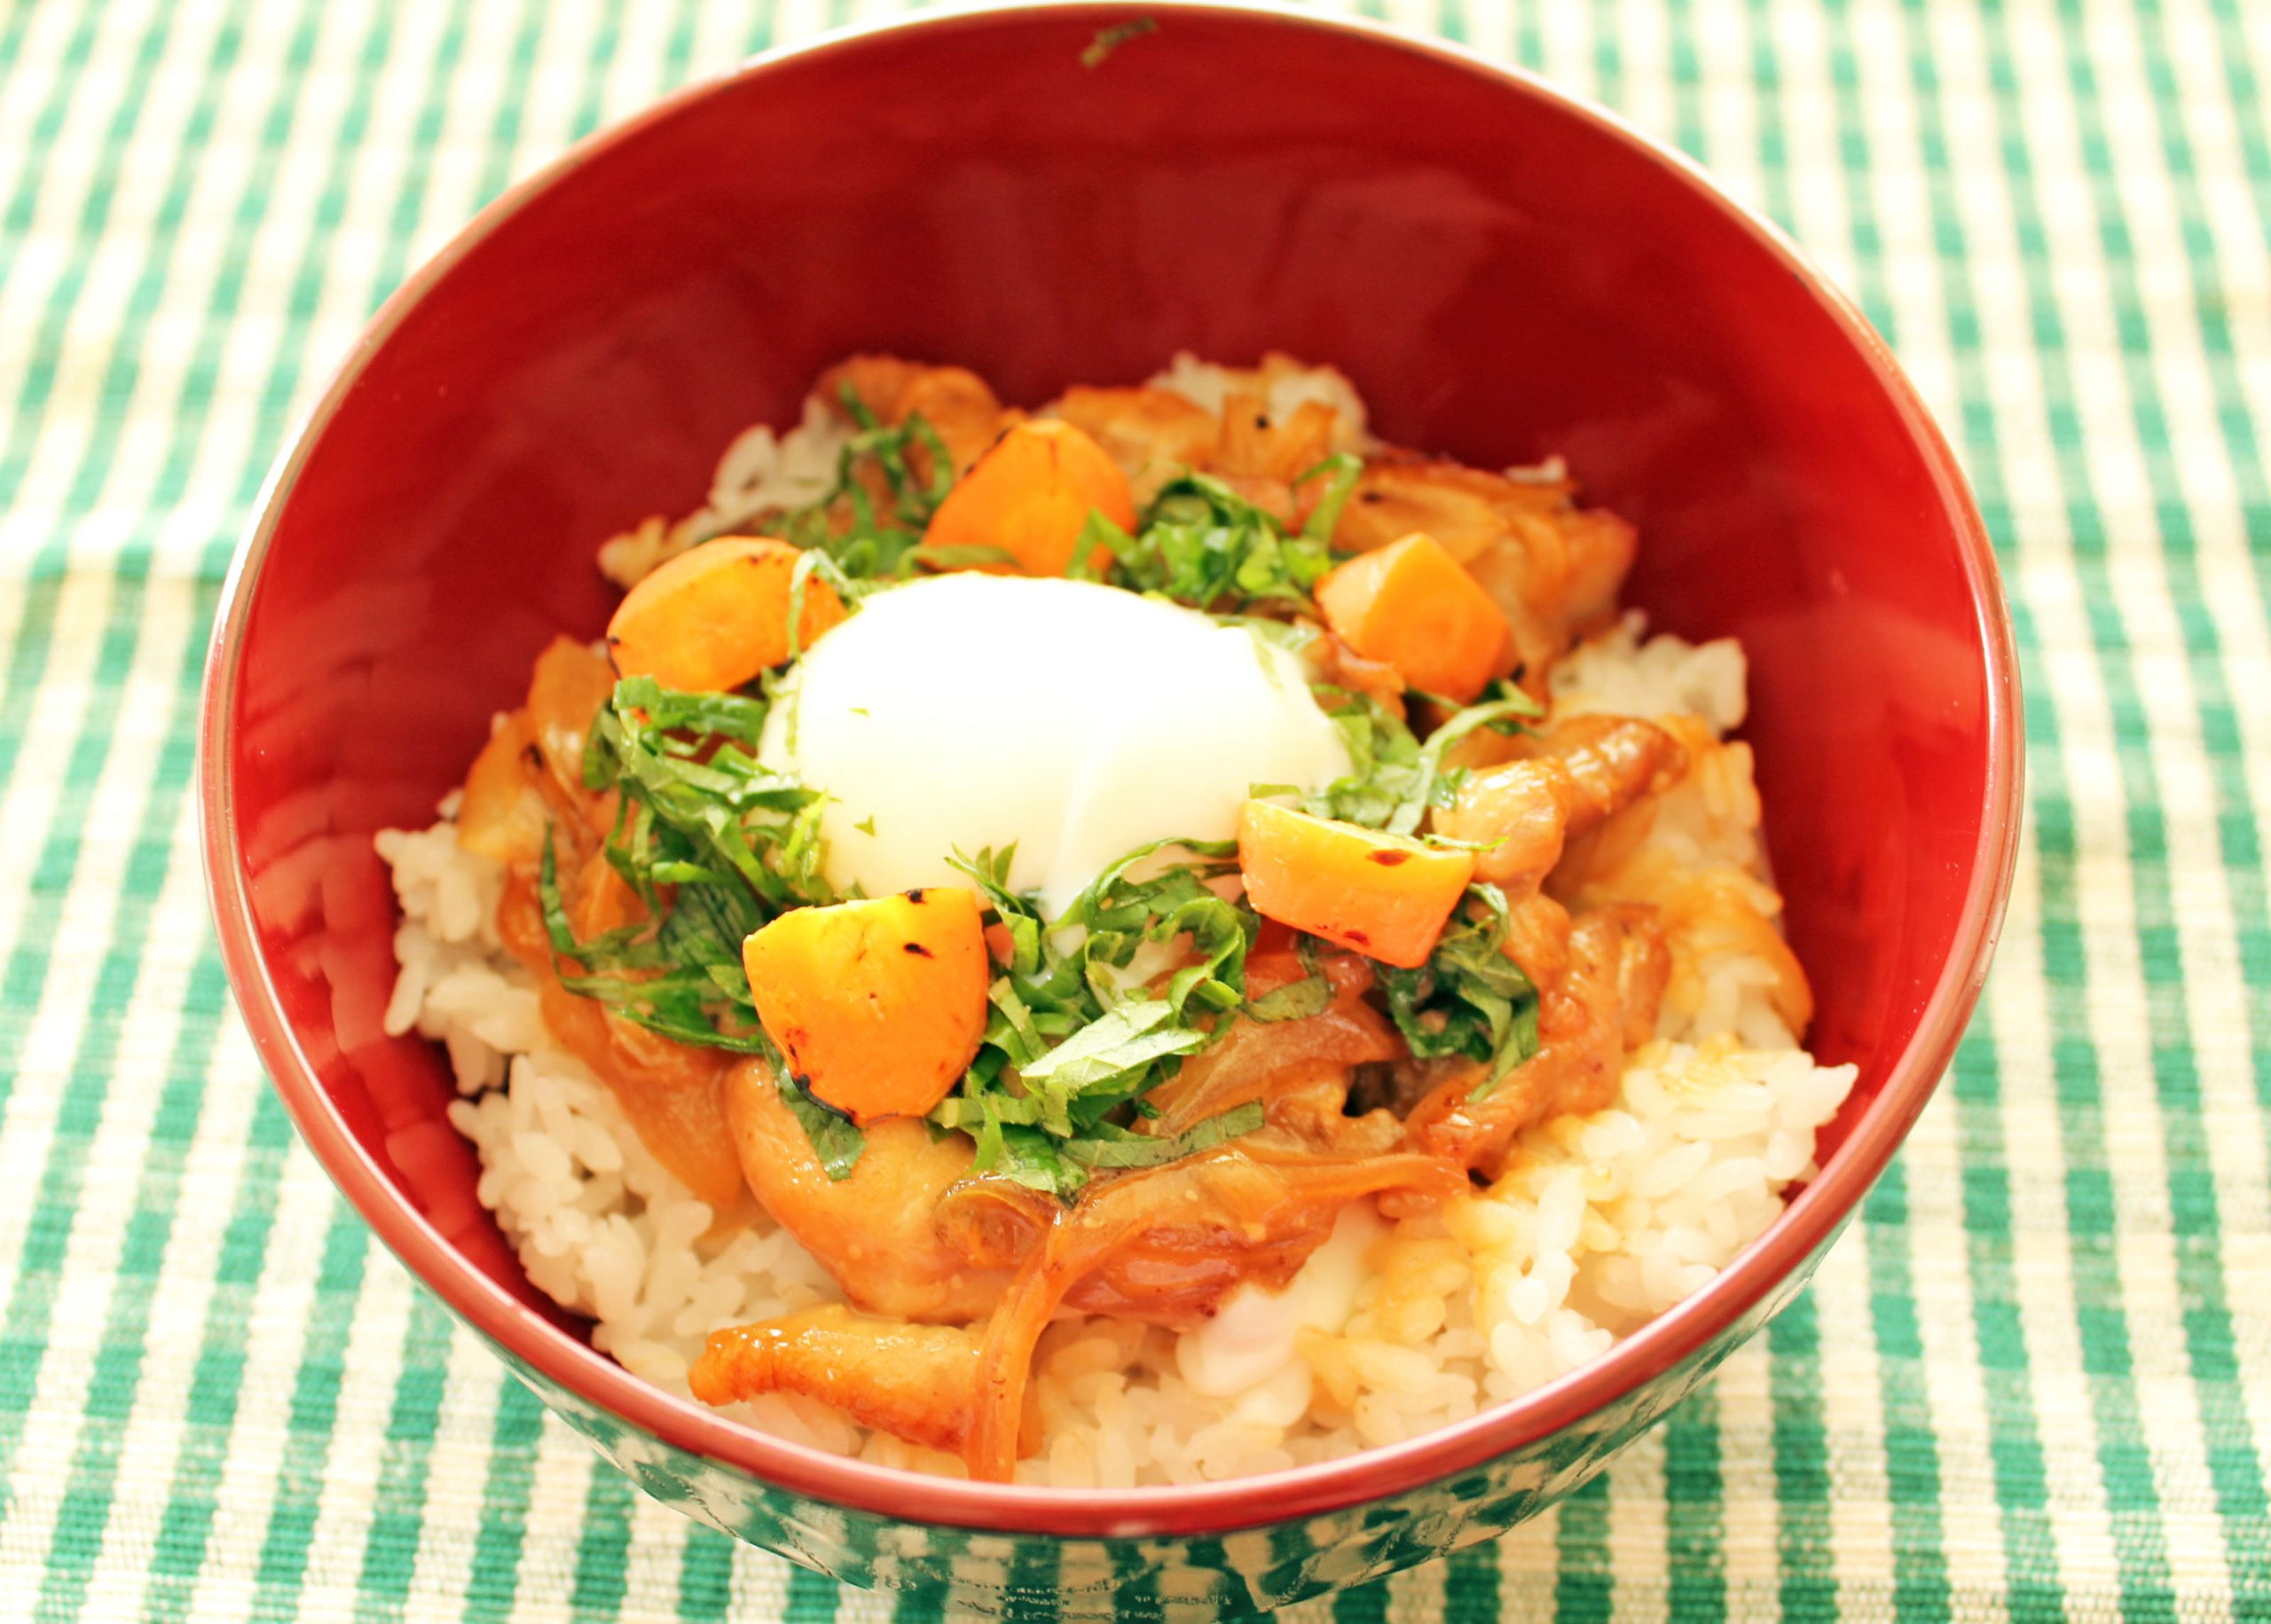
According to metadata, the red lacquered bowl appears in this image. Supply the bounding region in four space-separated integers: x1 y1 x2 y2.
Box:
199 5 2021 1616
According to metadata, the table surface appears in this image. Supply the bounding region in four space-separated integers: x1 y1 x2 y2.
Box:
3 0 2267 1617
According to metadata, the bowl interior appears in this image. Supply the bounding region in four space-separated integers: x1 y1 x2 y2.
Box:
209 2 2009 1521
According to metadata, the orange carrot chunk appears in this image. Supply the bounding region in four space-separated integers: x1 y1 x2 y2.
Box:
742 888 989 1125
607 536 845 692
1313 531 1511 703
1237 800 1475 969
922 420 1136 576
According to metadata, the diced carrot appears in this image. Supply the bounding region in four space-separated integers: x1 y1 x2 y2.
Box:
1313 531 1512 702
922 420 1136 576
1237 800 1474 969
606 536 844 692
742 888 990 1125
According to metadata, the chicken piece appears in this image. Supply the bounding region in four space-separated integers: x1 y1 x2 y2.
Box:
1160 390 1341 528
1334 456 1560 560
1465 506 1637 693
455 712 546 867
900 370 1018 479
1546 714 1743 898
721 1062 1012 1322
1433 714 1687 892
1054 379 1351 518
1499 889 1574 993
1542 712 1815 1041
1063 1144 1459 1323
524 635 618 797
1561 848 1814 1040
702 1050 1462 1478
1261 1067 1410 1159
1406 906 1670 1176
691 1134 1458 1479
1522 712 1684 828
814 354 1016 479
815 355 933 431
1213 393 1340 485
1151 352 1372 443
727 945 1408 1345
457 638 619 867
1303 623 1408 715
690 1305 986 1455
1333 455 1636 689
1612 908 1675 1049
1047 384 1221 498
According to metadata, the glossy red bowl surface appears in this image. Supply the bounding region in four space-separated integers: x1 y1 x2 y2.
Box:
200 1 2019 1549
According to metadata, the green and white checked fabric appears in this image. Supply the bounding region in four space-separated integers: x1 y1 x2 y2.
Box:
1 0 2266 1614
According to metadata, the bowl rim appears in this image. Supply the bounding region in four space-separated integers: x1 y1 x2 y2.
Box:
199 0 2023 1541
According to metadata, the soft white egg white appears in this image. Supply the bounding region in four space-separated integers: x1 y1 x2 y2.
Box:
758 574 1351 915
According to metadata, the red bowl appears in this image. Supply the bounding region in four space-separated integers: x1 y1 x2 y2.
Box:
199 4 2021 1614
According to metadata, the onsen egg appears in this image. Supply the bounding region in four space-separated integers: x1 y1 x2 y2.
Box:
758 574 1353 915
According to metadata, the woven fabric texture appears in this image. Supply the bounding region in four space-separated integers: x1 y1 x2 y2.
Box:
1 0 2267 1616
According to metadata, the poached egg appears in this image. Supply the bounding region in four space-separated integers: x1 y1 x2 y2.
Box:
758 574 1350 914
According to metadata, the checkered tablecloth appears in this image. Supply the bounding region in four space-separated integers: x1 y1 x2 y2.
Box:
3 0 2267 1616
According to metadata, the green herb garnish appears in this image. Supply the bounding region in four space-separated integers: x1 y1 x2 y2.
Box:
1080 16 1158 68
932 839 1261 1197
1304 679 1542 835
1375 882 1542 1093
780 1073 867 1178
535 678 829 1050
771 385 956 580
1080 456 1359 613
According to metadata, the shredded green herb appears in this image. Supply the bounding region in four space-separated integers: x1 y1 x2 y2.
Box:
1076 456 1360 614
1302 679 1541 835
1080 15 1158 68
931 839 1262 1197
769 385 956 582
780 1073 867 1178
1375 883 1542 1094
536 677 831 1051
1245 969 1332 1023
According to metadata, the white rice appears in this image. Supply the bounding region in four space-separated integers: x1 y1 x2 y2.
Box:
377 619 1853 1487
